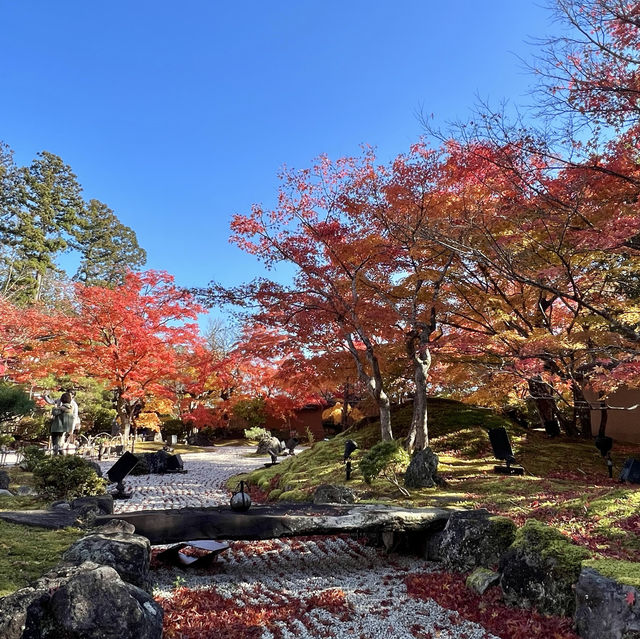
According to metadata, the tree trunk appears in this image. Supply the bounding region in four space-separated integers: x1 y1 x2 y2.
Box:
528 377 563 437
406 337 431 454
572 381 593 438
341 382 350 430
377 390 393 441
345 332 393 441
115 392 131 440
598 398 609 437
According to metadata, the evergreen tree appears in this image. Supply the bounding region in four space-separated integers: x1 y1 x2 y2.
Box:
16 151 84 302
72 199 146 287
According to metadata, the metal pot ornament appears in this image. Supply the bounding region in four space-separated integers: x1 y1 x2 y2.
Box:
230 480 252 512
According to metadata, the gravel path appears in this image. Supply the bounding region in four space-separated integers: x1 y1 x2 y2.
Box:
100 448 501 639
98 447 259 513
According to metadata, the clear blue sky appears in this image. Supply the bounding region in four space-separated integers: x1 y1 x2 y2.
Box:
1 1 557 295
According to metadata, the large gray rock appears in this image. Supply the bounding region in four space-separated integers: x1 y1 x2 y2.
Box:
0 562 162 639
499 519 589 617
0 470 10 490
257 436 283 456
313 484 356 504
71 495 114 519
575 568 640 639
142 450 172 474
63 532 151 591
0 585 39 638
438 509 516 572
404 448 440 489
49 565 163 639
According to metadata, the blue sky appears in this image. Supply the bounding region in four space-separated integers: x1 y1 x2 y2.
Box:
1 2 557 298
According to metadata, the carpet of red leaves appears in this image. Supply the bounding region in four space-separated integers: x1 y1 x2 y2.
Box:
157 585 351 639
405 572 580 639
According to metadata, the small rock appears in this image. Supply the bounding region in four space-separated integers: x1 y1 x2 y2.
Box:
52 501 72 511
0 470 10 490
0 489 14 497
313 484 356 504
93 518 136 535
15 486 35 496
466 567 501 594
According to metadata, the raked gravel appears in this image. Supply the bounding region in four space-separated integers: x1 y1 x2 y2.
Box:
100 448 502 638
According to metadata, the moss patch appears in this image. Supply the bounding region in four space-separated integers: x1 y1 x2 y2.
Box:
512 519 590 580
0 520 83 596
583 559 640 589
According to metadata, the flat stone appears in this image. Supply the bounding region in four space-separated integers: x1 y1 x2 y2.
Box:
0 509 79 529
466 567 501 594
95 504 452 544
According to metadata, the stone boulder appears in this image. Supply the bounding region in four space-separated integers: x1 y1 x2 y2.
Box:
499 519 589 617
0 470 10 490
404 448 440 489
575 567 640 639
71 495 114 518
62 532 151 591
313 484 356 505
142 450 172 474
0 562 162 639
257 436 284 456
438 509 516 572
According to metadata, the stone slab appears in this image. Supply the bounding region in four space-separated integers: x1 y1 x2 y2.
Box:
95 503 453 544
0 509 79 529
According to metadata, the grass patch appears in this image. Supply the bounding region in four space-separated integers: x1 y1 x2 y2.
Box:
0 520 83 596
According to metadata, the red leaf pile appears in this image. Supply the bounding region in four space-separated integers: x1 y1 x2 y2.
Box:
405 571 580 639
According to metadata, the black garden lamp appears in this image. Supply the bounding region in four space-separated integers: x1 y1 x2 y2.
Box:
343 439 358 480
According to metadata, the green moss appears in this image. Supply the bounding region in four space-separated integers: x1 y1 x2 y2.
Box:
488 515 517 546
268 488 283 500
0 521 83 596
278 489 309 502
513 519 590 579
583 559 640 589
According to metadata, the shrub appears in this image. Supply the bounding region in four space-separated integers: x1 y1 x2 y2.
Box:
20 445 47 472
232 397 267 429
161 418 188 442
305 425 315 445
32 455 106 500
244 426 271 441
0 434 14 448
360 440 411 496
0 383 34 425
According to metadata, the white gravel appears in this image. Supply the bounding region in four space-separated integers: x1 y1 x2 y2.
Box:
98 447 259 513
99 448 502 639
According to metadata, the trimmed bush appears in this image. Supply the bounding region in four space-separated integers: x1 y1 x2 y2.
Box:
244 426 271 441
33 456 106 500
360 440 411 496
20 445 47 472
